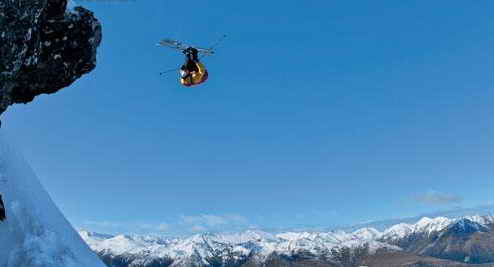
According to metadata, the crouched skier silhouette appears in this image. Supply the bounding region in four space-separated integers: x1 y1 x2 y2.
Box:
180 47 208 87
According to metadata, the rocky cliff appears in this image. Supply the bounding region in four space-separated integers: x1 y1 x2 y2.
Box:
0 0 101 115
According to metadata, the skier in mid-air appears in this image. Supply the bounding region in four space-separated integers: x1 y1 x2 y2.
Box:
158 36 226 87
178 47 208 87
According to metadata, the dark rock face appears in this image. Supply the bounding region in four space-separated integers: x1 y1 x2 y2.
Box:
0 0 101 115
383 219 494 265
444 219 489 236
363 251 473 267
418 220 494 264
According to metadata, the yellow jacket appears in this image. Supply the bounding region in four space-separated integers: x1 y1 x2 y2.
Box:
180 62 208 87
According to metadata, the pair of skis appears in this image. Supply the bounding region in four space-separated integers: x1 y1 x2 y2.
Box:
158 35 227 76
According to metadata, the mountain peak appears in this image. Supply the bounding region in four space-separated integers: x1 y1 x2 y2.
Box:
78 230 113 241
353 227 382 240
78 214 494 266
446 218 489 235
414 216 451 233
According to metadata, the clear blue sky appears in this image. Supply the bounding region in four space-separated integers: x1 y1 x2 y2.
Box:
3 0 494 235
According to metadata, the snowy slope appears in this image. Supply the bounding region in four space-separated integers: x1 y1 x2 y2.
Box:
0 138 104 267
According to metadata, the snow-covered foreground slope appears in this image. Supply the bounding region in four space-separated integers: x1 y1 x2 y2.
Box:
80 215 494 266
0 138 104 267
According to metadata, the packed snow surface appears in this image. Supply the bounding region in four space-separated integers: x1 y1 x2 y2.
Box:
0 137 104 267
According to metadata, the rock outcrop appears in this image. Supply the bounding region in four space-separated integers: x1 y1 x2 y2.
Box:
0 0 101 115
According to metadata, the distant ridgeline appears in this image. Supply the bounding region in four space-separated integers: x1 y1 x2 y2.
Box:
81 215 494 267
0 0 102 116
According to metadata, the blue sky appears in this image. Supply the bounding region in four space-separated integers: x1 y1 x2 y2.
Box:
3 0 494 235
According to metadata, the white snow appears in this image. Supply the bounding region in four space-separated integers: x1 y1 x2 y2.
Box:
414 216 451 234
0 137 104 267
81 229 399 266
79 212 494 265
381 216 453 241
464 214 494 225
352 227 382 240
0 136 485 267
382 223 414 240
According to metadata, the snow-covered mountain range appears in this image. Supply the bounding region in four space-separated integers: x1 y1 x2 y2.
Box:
80 214 494 266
